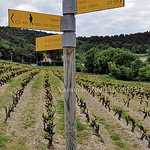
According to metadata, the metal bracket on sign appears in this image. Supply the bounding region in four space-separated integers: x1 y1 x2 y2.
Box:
63 0 77 14
62 33 76 48
61 16 76 31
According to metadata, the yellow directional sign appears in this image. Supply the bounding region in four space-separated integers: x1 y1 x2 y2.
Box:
77 0 124 14
36 34 62 51
9 9 62 32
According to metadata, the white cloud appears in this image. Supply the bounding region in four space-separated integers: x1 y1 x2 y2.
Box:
16 4 38 12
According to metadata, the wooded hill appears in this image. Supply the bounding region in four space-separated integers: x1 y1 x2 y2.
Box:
0 26 150 81
0 26 52 46
77 31 150 54
0 26 150 63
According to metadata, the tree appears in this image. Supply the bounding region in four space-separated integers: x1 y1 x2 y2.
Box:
131 59 143 76
137 66 150 81
94 47 119 74
85 47 99 73
146 49 150 55
108 62 122 79
147 56 150 63
93 47 137 74
119 66 134 80
76 62 84 72
108 62 134 80
0 39 11 60
146 70 150 81
0 52 2 58
23 44 36 63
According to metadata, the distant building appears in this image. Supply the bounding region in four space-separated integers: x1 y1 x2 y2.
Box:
43 58 52 63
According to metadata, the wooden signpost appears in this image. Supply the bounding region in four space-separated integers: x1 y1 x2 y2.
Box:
8 0 124 149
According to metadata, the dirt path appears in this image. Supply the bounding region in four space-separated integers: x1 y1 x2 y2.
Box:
0 84 9 96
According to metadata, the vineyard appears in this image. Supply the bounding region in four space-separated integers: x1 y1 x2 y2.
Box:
0 60 150 150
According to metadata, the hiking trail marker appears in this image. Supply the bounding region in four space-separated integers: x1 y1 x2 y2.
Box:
8 0 124 149
9 9 62 32
76 0 124 14
36 34 62 51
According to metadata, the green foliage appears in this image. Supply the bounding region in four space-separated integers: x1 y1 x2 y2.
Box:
106 50 150 81
137 65 150 81
24 44 35 52
110 134 120 141
119 66 134 80
113 50 137 67
84 47 99 73
93 48 136 74
77 118 86 131
0 27 54 64
0 52 2 58
86 47 139 81
145 70 150 81
0 39 10 50
146 49 150 55
113 106 122 112
76 32 150 82
76 62 84 72
108 62 122 79
77 32 150 54
0 133 12 148
131 59 144 76
76 40 95 53
147 56 150 63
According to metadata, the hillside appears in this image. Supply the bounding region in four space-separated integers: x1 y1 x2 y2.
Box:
0 26 150 81
0 26 52 46
0 26 62 64
0 27 150 63
77 31 150 54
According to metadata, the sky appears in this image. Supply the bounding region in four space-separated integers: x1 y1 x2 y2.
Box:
0 0 150 37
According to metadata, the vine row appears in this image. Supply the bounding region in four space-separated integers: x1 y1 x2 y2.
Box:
42 71 56 149
4 69 39 123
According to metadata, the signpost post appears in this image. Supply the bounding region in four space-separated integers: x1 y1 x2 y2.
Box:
8 0 124 150
62 0 77 149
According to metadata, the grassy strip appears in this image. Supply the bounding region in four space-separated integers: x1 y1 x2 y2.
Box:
50 70 91 145
21 112 36 129
0 71 31 108
0 133 12 149
56 97 90 144
31 70 44 97
20 70 45 129
98 117 126 149
76 117 90 144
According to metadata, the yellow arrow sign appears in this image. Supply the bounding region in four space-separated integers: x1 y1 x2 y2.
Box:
36 34 62 51
77 0 124 14
9 9 62 32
